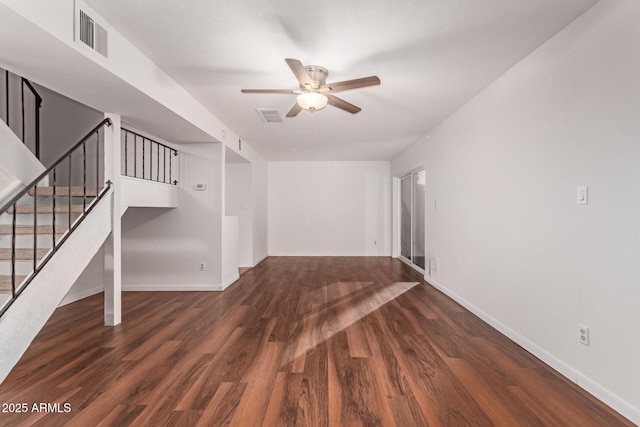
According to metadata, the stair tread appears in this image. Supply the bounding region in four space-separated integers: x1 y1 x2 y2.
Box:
0 248 49 261
28 187 103 197
0 225 69 235
0 276 27 293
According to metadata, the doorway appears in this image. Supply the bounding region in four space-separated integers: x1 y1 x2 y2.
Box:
399 169 425 272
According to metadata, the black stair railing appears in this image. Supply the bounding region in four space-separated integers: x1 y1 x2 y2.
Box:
121 128 178 185
0 118 112 317
2 68 42 159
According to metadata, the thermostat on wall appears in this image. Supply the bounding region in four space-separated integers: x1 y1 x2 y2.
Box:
194 183 207 191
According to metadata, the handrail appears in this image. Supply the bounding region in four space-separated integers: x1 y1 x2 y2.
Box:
121 127 178 185
21 78 42 159
21 79 42 104
0 118 112 318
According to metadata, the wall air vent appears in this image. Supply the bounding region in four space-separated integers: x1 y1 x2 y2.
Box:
255 108 284 123
74 1 109 59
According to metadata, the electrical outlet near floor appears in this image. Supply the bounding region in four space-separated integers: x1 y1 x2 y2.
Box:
579 325 590 346
199 262 206 271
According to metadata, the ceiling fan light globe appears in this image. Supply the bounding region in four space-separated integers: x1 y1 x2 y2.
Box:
297 92 328 111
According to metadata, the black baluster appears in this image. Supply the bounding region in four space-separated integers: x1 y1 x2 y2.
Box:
21 81 24 142
124 130 128 176
134 133 138 178
11 204 16 297
83 142 87 212
52 169 57 248
96 131 99 199
142 137 146 180
68 155 72 229
5 70 8 126
150 139 153 180
35 93 41 159
33 184 37 273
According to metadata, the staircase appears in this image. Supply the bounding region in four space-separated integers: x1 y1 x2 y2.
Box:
0 186 102 311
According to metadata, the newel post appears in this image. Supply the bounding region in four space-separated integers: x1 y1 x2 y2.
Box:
103 113 121 326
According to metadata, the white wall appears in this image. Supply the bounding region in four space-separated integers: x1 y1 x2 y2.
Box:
0 120 44 196
35 82 102 168
269 161 390 256
391 0 640 421
59 246 104 306
225 162 253 267
121 143 224 290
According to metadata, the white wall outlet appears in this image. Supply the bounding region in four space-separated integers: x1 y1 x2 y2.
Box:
578 325 590 346
199 261 206 271
577 186 588 205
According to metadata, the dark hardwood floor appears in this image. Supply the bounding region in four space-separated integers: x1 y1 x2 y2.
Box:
0 257 632 426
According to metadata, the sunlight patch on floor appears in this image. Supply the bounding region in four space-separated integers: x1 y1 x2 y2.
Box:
288 281 419 365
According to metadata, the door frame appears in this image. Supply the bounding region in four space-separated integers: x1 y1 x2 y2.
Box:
396 167 425 275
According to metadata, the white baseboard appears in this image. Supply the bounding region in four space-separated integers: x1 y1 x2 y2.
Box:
425 277 640 425
252 254 268 267
58 286 103 307
220 274 240 291
122 283 222 291
575 371 640 424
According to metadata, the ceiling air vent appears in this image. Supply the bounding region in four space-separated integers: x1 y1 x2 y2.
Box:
255 108 284 123
75 1 109 59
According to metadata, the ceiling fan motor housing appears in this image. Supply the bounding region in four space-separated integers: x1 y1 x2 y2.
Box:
302 65 328 90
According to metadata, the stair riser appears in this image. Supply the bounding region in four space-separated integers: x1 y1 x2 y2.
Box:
0 213 81 226
0 262 38 276
0 235 56 249
2 194 94 214
28 189 102 198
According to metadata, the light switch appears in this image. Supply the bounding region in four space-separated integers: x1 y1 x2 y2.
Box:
577 186 588 205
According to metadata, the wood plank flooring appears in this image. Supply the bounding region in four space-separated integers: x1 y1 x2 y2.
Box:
0 257 632 426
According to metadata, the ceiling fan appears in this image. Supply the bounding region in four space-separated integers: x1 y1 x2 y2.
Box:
241 58 380 117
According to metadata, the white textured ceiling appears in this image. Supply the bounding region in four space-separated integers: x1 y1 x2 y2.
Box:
85 0 597 161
